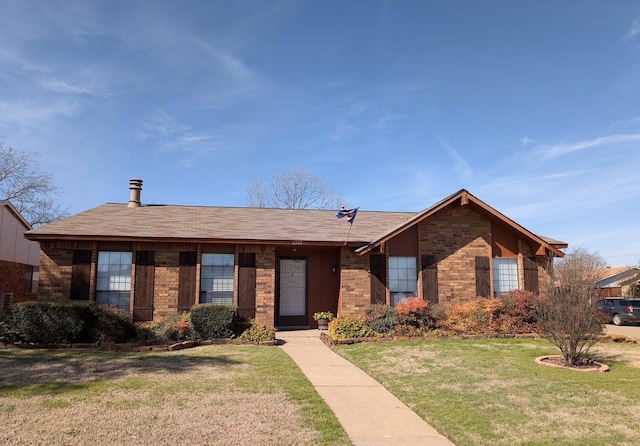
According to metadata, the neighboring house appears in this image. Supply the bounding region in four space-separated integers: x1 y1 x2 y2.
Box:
0 201 40 311
24 179 567 328
594 266 640 298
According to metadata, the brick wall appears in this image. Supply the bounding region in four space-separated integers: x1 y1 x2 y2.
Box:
253 246 276 326
0 259 37 305
338 247 370 315
38 241 96 301
418 204 492 304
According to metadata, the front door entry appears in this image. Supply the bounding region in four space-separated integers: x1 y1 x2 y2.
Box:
277 258 307 326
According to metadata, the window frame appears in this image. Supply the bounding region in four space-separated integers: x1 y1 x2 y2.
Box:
388 256 418 306
95 251 133 312
199 253 235 305
492 257 519 296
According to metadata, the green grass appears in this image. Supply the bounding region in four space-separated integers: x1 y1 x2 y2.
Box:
0 346 350 445
334 338 640 446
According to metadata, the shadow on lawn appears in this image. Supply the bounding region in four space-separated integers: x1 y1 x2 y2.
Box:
0 349 242 388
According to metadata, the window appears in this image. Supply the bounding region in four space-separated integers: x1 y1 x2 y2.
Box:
389 256 417 306
96 251 132 312
493 258 518 296
24 266 39 293
200 253 234 304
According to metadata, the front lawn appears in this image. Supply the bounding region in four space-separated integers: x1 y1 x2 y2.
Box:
334 338 640 446
0 345 350 446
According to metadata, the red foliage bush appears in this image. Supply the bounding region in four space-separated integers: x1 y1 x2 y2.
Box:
395 296 428 315
499 290 541 334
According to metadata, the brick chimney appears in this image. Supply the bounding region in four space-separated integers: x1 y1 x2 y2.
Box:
128 178 143 208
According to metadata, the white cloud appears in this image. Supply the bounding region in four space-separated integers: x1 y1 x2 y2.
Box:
137 109 214 156
435 135 474 183
626 17 640 40
0 98 78 128
519 136 533 146
533 133 640 160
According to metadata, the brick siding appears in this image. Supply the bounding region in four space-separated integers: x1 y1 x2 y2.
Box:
0 259 37 305
418 204 492 303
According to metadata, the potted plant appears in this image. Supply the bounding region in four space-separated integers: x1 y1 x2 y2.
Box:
313 311 334 330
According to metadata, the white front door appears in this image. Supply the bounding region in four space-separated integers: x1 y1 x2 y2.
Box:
278 259 307 324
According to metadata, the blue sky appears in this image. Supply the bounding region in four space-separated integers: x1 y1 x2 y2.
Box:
0 0 639 265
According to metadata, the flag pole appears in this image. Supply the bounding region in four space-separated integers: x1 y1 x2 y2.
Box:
344 222 353 245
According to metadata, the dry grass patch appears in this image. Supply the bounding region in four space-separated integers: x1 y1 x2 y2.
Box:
0 346 349 446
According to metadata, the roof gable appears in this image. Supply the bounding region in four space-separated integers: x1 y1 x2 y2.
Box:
355 189 566 257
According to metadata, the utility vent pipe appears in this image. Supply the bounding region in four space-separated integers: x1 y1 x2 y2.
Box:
128 178 143 208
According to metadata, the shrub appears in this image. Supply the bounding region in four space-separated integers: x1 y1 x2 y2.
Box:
328 315 375 339
144 313 192 342
190 304 236 339
394 297 436 331
0 301 138 344
2 301 88 343
395 296 427 315
88 304 138 343
364 304 397 333
438 297 509 334
238 320 276 342
500 290 540 334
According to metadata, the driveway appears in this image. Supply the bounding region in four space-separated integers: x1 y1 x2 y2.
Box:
604 324 640 340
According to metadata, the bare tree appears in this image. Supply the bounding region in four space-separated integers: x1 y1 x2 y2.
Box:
538 247 607 367
247 167 344 209
0 143 67 227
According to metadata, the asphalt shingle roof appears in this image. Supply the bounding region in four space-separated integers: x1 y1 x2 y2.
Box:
25 203 414 245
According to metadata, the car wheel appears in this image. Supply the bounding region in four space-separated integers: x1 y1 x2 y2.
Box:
612 314 623 326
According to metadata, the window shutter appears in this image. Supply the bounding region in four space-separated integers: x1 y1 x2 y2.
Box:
179 251 197 266
136 250 155 266
178 251 197 311
475 256 491 297
71 249 92 301
134 251 155 321
523 256 539 294
238 252 256 320
421 255 438 304
370 254 387 304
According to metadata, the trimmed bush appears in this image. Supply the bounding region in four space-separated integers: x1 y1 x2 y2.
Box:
142 313 192 342
364 304 397 334
0 301 137 344
237 320 276 342
89 304 138 343
190 304 236 339
328 315 375 339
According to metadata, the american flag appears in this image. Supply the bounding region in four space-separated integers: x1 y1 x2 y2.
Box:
335 207 358 224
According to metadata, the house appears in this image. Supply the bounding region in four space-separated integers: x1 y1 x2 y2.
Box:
24 179 567 328
0 201 40 311
594 266 640 298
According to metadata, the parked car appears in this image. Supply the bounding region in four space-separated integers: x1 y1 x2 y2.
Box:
594 298 640 326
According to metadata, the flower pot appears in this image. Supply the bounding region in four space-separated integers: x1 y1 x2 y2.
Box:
317 318 329 330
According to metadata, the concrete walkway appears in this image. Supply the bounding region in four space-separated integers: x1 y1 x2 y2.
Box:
278 330 455 446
